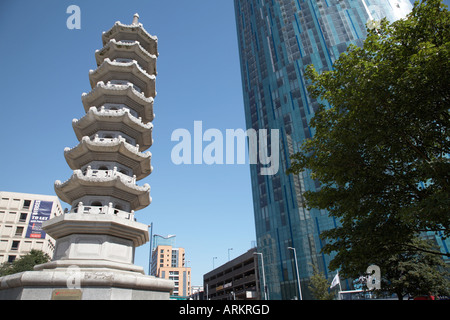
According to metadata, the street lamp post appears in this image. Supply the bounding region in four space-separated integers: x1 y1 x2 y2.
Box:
184 259 191 297
213 256 217 269
148 223 153 276
228 248 233 261
288 247 302 300
253 252 268 300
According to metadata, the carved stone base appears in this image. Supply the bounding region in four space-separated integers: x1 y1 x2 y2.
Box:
42 213 149 247
48 233 137 270
0 213 174 300
0 266 174 300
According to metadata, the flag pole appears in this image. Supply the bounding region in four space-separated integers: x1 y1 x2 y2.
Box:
337 271 342 300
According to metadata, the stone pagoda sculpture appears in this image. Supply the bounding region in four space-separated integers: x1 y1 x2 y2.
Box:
0 14 174 300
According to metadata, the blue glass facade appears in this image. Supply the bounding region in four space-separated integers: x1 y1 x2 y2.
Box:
233 0 414 299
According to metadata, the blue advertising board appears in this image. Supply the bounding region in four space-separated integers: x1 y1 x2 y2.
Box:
26 200 53 239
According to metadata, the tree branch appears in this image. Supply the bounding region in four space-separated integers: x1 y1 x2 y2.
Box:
397 242 450 257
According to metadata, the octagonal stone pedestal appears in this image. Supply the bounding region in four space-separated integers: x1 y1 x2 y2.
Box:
40 213 150 273
0 214 174 300
0 268 173 300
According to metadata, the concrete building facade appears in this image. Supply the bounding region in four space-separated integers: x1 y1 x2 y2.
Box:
151 244 191 298
204 248 260 300
0 191 64 264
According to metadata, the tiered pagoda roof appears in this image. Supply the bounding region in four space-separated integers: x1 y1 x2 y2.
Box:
56 13 158 210
55 169 151 211
72 106 153 151
95 39 157 75
102 18 158 57
63 136 152 180
89 58 156 98
82 81 155 123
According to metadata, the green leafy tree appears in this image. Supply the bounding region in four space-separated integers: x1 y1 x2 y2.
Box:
287 0 449 283
308 264 336 300
379 238 450 300
0 250 50 276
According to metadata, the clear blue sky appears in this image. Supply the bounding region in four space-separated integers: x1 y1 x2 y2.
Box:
0 0 255 286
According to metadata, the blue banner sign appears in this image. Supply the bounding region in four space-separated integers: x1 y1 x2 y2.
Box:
26 200 53 239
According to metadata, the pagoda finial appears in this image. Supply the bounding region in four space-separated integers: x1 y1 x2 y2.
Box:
132 13 140 26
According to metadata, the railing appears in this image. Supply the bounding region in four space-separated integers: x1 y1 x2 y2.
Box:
98 104 140 119
81 81 153 106
92 133 137 148
69 202 135 221
81 166 136 184
107 80 143 93
89 135 140 152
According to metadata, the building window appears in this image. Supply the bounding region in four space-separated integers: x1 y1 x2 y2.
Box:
11 241 20 250
15 227 24 236
8 255 16 263
23 200 32 209
19 213 28 222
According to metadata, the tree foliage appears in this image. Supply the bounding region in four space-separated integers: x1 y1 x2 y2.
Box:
0 250 50 277
308 264 336 300
287 0 450 284
379 238 450 299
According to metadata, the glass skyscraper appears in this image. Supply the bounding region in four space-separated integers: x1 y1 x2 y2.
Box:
233 0 413 299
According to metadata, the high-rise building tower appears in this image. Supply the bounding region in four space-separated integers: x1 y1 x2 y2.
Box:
0 14 173 300
233 0 413 299
152 245 191 298
150 235 191 298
